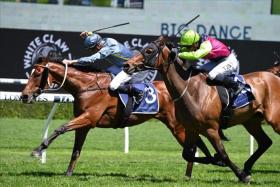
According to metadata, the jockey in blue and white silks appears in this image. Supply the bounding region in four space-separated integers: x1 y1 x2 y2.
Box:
63 32 156 103
77 34 133 76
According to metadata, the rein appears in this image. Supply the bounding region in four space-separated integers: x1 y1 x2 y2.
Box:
139 40 193 102
173 69 192 102
38 63 68 93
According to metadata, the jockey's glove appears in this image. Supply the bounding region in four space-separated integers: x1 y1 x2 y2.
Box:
169 48 178 61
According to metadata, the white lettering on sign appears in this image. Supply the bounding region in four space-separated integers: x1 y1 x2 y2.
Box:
23 34 71 78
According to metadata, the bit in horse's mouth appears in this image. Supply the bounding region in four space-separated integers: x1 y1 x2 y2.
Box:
21 94 34 104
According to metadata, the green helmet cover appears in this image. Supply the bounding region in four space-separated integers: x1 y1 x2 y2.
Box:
178 30 200 46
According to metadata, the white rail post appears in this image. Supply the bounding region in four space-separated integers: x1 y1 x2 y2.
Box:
250 135 254 156
124 127 129 153
41 103 59 164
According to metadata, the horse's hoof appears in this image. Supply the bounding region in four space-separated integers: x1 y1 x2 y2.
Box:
66 172 73 176
239 173 251 183
240 175 251 183
31 150 42 158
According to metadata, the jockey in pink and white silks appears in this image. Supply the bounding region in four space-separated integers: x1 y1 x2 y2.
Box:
63 32 151 103
177 29 244 98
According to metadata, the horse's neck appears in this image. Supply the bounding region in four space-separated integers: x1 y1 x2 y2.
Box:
161 62 205 117
48 62 111 94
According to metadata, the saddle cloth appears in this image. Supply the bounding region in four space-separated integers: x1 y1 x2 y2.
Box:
217 75 255 110
119 83 159 114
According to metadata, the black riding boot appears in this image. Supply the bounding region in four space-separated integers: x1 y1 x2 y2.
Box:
118 85 144 104
212 74 245 98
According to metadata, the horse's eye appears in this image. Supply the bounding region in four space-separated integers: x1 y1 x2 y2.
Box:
31 67 43 77
145 48 153 54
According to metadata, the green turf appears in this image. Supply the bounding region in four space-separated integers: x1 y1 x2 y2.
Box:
0 118 279 186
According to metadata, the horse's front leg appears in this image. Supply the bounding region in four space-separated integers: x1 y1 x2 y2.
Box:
31 112 92 158
206 127 250 183
66 127 91 176
182 131 213 165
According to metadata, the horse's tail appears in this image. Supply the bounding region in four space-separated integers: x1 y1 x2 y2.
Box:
267 61 280 77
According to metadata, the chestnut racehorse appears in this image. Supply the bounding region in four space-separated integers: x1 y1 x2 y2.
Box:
123 36 280 183
21 57 222 177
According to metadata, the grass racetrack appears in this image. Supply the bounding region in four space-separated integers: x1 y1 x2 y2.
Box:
0 118 279 187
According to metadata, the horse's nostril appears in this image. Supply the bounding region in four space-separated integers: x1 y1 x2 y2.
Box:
123 64 129 68
123 64 130 71
21 95 28 103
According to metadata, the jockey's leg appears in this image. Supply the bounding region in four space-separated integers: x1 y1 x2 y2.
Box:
109 70 132 91
208 53 244 98
110 71 143 104
118 85 144 104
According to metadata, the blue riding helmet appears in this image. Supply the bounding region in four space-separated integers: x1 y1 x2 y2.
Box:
84 33 102 49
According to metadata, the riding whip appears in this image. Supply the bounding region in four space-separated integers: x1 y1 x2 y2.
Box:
175 14 200 36
92 22 130 33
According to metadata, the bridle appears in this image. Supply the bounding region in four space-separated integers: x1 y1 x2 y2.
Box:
35 63 68 94
136 41 176 72
138 40 192 103
139 42 161 68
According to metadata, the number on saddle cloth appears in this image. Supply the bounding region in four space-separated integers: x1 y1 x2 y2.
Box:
118 83 159 114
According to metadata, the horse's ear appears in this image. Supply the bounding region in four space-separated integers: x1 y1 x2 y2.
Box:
156 35 169 47
47 50 63 63
166 41 175 50
36 57 46 64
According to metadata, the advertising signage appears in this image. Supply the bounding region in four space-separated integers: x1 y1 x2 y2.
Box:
1 28 279 91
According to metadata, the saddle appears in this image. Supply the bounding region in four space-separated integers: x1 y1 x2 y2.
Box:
215 75 255 128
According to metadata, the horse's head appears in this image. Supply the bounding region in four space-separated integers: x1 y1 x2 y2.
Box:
123 36 174 74
21 57 51 103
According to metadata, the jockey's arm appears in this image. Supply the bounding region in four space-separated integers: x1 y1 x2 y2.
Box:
76 46 115 65
178 40 212 61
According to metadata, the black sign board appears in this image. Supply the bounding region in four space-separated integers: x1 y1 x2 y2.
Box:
1 28 279 91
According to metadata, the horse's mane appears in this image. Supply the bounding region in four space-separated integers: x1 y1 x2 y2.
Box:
267 61 280 77
36 50 63 64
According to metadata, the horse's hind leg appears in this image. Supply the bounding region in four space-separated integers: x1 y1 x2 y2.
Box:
66 127 91 176
242 118 272 176
31 123 68 158
31 113 92 158
265 108 280 135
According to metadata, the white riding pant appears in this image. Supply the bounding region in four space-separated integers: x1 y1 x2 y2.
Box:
208 53 240 80
109 70 132 91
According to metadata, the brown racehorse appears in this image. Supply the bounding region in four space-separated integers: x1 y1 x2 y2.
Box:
123 36 280 183
21 57 222 177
